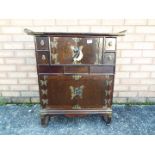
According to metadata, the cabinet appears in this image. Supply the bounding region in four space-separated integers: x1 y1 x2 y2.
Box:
24 29 126 127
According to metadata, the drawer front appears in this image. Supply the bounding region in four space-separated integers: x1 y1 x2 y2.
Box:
38 75 114 109
36 51 50 64
103 53 115 65
50 37 103 64
105 38 116 51
36 37 49 50
38 65 115 74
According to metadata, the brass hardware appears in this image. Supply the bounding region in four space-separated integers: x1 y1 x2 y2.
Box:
40 80 47 86
104 99 111 105
71 46 83 63
105 75 110 79
72 75 82 80
41 54 46 61
42 99 48 105
70 85 84 100
105 90 111 96
41 89 47 95
108 41 112 47
108 55 113 61
40 39 45 46
51 41 58 48
106 80 112 86
43 75 47 80
72 104 81 110
51 53 59 64
105 38 116 50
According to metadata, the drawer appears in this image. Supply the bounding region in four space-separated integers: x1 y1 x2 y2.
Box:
36 51 50 64
105 38 116 51
38 65 115 74
36 37 49 50
39 75 114 109
103 53 115 65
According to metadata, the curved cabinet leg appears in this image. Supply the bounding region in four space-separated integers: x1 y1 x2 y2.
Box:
102 113 112 125
41 114 50 127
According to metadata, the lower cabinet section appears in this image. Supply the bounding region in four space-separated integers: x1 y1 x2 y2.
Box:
38 74 114 127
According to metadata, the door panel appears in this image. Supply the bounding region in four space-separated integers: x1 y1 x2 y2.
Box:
50 37 103 64
39 75 114 109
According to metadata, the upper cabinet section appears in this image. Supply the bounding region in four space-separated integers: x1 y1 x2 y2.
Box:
24 28 126 65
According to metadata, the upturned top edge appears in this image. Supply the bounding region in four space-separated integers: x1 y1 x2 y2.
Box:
24 28 127 36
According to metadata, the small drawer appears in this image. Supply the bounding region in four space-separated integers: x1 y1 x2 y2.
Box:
105 38 116 51
36 51 50 64
103 53 115 65
36 37 49 50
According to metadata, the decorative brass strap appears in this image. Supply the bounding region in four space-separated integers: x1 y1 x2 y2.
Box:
106 80 112 86
72 75 82 80
104 99 111 105
40 80 47 86
41 89 48 95
105 90 111 96
72 104 81 110
42 99 48 105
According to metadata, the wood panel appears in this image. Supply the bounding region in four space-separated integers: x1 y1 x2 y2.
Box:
38 75 114 110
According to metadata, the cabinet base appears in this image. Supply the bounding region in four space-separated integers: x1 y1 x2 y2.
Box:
40 109 112 127
101 113 112 125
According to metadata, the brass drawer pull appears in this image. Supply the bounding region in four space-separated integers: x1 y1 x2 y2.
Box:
105 38 116 50
41 54 46 61
108 41 112 47
40 39 45 46
108 55 113 61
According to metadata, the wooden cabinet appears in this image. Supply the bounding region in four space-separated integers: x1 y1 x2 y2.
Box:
25 29 126 127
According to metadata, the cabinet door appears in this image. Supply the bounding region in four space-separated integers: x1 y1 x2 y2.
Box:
50 37 103 64
39 75 114 110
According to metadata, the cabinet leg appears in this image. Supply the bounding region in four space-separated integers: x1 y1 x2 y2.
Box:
40 115 50 127
102 113 112 125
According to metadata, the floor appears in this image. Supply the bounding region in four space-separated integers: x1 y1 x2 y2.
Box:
0 104 154 135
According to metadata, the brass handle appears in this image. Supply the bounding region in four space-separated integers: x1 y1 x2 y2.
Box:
108 41 112 47
40 39 45 46
42 54 46 61
108 55 113 61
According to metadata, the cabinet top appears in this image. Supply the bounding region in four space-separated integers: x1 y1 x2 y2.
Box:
24 28 126 37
